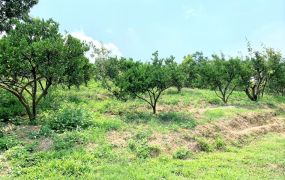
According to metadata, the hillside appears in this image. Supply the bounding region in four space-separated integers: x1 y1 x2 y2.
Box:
1 82 284 179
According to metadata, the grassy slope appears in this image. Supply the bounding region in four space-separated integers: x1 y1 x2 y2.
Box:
1 81 285 179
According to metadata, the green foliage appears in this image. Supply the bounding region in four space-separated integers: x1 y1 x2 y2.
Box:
268 52 285 96
94 56 135 100
38 125 53 137
158 112 197 129
0 0 38 32
165 56 186 92
181 52 208 88
0 90 24 122
0 18 91 121
214 137 226 150
240 45 283 101
195 137 213 152
124 112 153 123
128 131 160 158
128 139 160 159
92 145 113 159
53 132 87 150
27 131 39 140
62 35 92 89
173 148 192 159
94 119 122 131
118 51 173 114
0 135 19 151
4 145 42 171
202 55 242 103
208 98 222 105
45 106 92 133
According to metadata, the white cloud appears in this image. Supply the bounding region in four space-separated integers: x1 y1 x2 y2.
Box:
70 30 122 63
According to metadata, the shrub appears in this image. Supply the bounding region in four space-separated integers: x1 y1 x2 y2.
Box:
38 90 62 112
0 135 19 151
46 106 92 133
27 131 39 140
92 145 113 159
196 137 213 152
25 142 39 152
173 148 192 159
5 146 29 161
0 90 24 122
128 131 160 158
39 125 54 137
215 137 226 150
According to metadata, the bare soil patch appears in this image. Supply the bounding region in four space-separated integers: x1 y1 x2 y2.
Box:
107 112 285 154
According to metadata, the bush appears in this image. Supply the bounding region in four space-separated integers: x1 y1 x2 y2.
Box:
196 137 213 152
215 137 226 150
45 106 92 133
128 131 160 158
128 139 160 159
92 145 113 159
39 125 53 137
173 148 192 159
0 135 19 151
0 90 24 122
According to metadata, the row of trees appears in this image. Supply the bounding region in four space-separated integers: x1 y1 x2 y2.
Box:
0 0 284 121
94 46 284 114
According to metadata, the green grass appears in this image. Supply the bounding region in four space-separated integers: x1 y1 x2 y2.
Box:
1 81 285 179
1 134 284 179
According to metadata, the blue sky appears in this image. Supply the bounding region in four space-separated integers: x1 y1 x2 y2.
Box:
30 0 285 61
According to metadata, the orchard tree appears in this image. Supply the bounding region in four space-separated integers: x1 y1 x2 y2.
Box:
118 52 172 114
240 44 276 101
181 54 196 88
266 49 284 95
181 52 208 88
0 0 38 32
164 55 186 92
0 18 89 121
203 54 241 103
63 35 92 89
94 56 135 100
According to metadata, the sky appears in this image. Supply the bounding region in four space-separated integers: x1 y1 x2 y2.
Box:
30 0 285 62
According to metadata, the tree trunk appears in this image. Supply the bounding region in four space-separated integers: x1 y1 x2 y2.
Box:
31 68 37 122
223 96 227 104
261 79 267 97
16 95 33 121
245 88 258 102
177 86 182 93
152 105 156 114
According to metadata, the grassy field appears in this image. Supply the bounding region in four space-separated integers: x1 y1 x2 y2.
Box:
0 81 285 179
